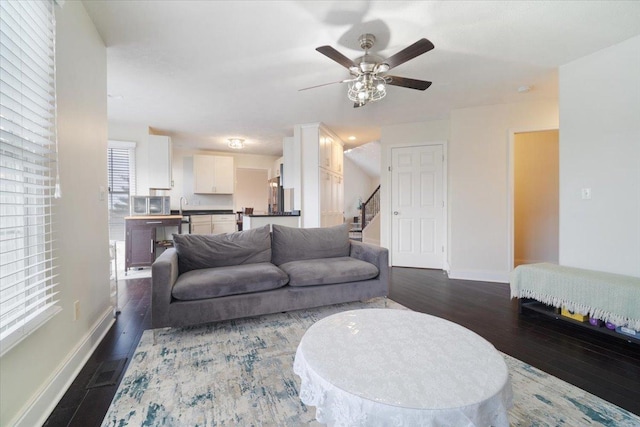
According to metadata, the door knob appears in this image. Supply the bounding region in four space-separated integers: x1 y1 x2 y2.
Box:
393 211 399 215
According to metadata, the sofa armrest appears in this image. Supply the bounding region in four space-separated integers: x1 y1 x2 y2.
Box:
151 247 179 328
350 241 389 287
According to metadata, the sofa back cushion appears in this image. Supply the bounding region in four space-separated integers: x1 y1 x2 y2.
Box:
271 223 350 266
173 225 271 274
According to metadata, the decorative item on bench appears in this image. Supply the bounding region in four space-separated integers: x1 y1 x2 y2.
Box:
589 318 603 327
605 322 617 330
615 325 639 338
560 307 588 322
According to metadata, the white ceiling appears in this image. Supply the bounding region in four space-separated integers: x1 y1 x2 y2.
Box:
83 1 640 156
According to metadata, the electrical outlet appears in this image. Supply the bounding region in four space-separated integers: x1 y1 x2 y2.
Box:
74 300 80 321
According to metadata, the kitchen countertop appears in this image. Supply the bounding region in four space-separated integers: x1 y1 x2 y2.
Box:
125 215 183 220
170 209 234 215
245 213 300 217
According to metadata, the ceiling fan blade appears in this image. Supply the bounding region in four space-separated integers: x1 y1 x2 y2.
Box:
382 38 434 70
299 78 354 91
386 75 432 91
316 45 357 69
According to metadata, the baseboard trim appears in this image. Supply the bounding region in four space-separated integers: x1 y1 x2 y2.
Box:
447 269 510 283
13 306 115 427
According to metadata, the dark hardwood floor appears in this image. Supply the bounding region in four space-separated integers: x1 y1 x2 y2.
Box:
45 268 640 426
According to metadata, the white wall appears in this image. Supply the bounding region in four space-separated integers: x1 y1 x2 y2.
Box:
0 3 112 425
343 157 377 223
448 100 558 282
380 102 559 281
559 35 640 277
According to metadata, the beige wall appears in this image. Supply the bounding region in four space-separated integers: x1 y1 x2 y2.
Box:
514 130 559 265
1 2 112 425
235 168 269 213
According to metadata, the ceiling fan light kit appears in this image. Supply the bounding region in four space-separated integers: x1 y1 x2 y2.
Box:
227 138 244 149
305 33 434 108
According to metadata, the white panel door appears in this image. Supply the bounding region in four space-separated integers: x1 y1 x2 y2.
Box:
391 145 444 268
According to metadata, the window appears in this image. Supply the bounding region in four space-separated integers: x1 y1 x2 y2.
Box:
107 141 136 241
0 0 60 356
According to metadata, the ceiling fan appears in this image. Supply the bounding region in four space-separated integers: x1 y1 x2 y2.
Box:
301 33 434 108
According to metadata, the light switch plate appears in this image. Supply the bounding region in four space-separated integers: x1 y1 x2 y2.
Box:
581 188 592 200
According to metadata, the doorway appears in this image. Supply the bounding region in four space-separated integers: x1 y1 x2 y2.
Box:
512 130 559 267
390 144 445 268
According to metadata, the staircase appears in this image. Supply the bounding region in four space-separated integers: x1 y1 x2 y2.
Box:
350 185 380 243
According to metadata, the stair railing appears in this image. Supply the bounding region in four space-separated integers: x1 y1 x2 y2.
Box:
361 185 380 229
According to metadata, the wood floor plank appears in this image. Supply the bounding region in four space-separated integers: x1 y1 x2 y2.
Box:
44 267 640 426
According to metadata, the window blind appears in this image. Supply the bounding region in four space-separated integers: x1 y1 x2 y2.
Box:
107 142 136 241
0 0 61 356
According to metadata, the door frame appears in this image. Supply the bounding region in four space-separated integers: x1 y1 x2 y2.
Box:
385 141 448 270
507 127 559 271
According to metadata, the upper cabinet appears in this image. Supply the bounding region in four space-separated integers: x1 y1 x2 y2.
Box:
193 155 234 194
148 135 172 189
319 133 343 174
293 123 344 228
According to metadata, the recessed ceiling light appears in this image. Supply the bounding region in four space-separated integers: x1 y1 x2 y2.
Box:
348 136 356 141
517 85 531 93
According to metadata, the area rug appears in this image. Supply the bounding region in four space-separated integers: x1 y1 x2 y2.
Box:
101 298 640 426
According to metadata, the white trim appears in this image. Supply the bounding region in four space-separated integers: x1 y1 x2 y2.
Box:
448 269 510 283
10 307 115 427
108 140 137 149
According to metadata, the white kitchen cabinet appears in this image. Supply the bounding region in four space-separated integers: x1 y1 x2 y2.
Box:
332 139 343 174
148 135 172 189
296 123 344 228
193 155 234 194
190 215 212 235
320 169 344 227
190 214 235 235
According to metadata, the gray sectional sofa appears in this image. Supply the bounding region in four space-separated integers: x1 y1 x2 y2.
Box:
151 223 389 329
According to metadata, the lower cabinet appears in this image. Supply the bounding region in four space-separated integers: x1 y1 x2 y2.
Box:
190 215 213 235
190 214 236 235
126 226 155 269
125 216 182 274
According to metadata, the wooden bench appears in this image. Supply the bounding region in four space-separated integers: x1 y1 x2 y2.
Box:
510 263 640 340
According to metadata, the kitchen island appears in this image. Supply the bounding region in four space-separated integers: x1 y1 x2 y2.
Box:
124 215 182 274
243 213 301 230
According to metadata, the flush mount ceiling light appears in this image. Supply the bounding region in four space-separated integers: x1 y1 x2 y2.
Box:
300 34 434 108
227 138 244 149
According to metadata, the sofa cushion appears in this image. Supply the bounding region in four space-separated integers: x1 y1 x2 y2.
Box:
278 257 379 287
172 262 289 301
173 225 271 274
271 223 350 266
